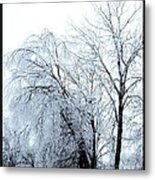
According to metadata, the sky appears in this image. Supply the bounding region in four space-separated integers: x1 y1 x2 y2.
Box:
3 2 95 54
3 1 142 54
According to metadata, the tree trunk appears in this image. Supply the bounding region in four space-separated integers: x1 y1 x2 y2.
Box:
78 138 90 168
91 118 97 168
114 95 123 169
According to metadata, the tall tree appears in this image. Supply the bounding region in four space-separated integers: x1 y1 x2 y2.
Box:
66 1 143 169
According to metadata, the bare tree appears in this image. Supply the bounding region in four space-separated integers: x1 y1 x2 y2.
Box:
66 1 143 169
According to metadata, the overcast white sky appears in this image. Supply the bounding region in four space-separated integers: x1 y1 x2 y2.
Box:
3 1 142 54
3 2 95 54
